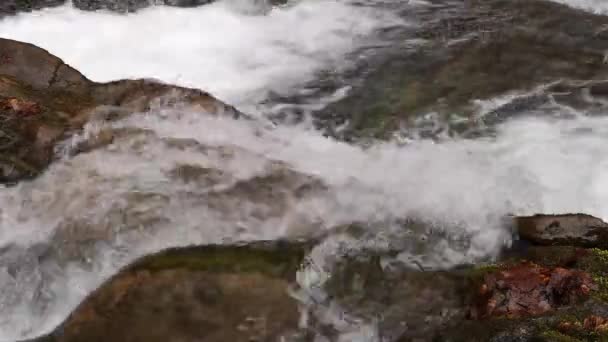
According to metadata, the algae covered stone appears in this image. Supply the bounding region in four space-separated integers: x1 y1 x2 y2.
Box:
26 241 310 342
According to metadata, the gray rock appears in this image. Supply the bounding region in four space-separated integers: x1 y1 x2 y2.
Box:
515 214 608 248
71 0 212 12
0 0 65 18
71 0 286 12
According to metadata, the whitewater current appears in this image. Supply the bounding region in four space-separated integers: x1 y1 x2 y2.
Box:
0 0 607 340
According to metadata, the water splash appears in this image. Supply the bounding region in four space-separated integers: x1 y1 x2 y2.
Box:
0 0 404 112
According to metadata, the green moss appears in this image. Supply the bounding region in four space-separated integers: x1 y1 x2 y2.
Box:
474 263 500 273
537 320 608 342
577 248 608 301
349 103 399 140
464 263 501 283
539 330 584 342
590 248 608 264
128 242 308 280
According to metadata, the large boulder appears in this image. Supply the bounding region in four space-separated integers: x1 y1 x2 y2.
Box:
71 0 285 13
22 242 310 342
515 214 608 248
0 38 240 184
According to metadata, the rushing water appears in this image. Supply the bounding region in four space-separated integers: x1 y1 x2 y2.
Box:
1 0 608 340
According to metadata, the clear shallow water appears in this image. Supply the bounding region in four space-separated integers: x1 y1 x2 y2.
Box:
1 0 608 340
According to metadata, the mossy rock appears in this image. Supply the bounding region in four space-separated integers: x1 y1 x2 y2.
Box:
432 247 608 342
25 241 311 342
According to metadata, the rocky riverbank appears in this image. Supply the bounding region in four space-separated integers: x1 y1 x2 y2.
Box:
14 214 608 342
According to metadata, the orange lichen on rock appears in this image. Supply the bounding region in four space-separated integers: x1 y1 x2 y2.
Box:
1 97 41 116
584 315 608 333
471 262 596 319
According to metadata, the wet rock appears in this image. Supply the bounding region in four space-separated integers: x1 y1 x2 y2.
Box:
302 244 596 341
471 262 596 319
72 0 211 12
13 238 608 342
538 79 608 116
0 38 240 184
72 0 285 13
0 0 65 17
0 39 91 93
313 0 608 140
528 314 608 341
515 214 608 248
322 255 474 341
431 247 608 341
24 242 310 342
1 97 42 116
583 315 608 333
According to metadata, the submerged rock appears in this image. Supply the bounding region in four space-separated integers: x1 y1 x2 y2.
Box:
319 253 475 341
0 38 240 184
515 214 608 248
24 242 309 342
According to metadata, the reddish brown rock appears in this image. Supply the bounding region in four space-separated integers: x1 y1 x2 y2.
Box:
472 262 596 319
584 315 608 333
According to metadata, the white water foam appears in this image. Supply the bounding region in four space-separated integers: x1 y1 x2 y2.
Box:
0 0 403 111
0 0 408 339
548 0 608 14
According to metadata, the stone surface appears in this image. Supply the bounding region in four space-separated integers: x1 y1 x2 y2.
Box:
0 0 65 17
23 242 309 342
515 214 608 248
72 0 285 13
0 38 240 184
471 262 596 319
310 0 608 140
